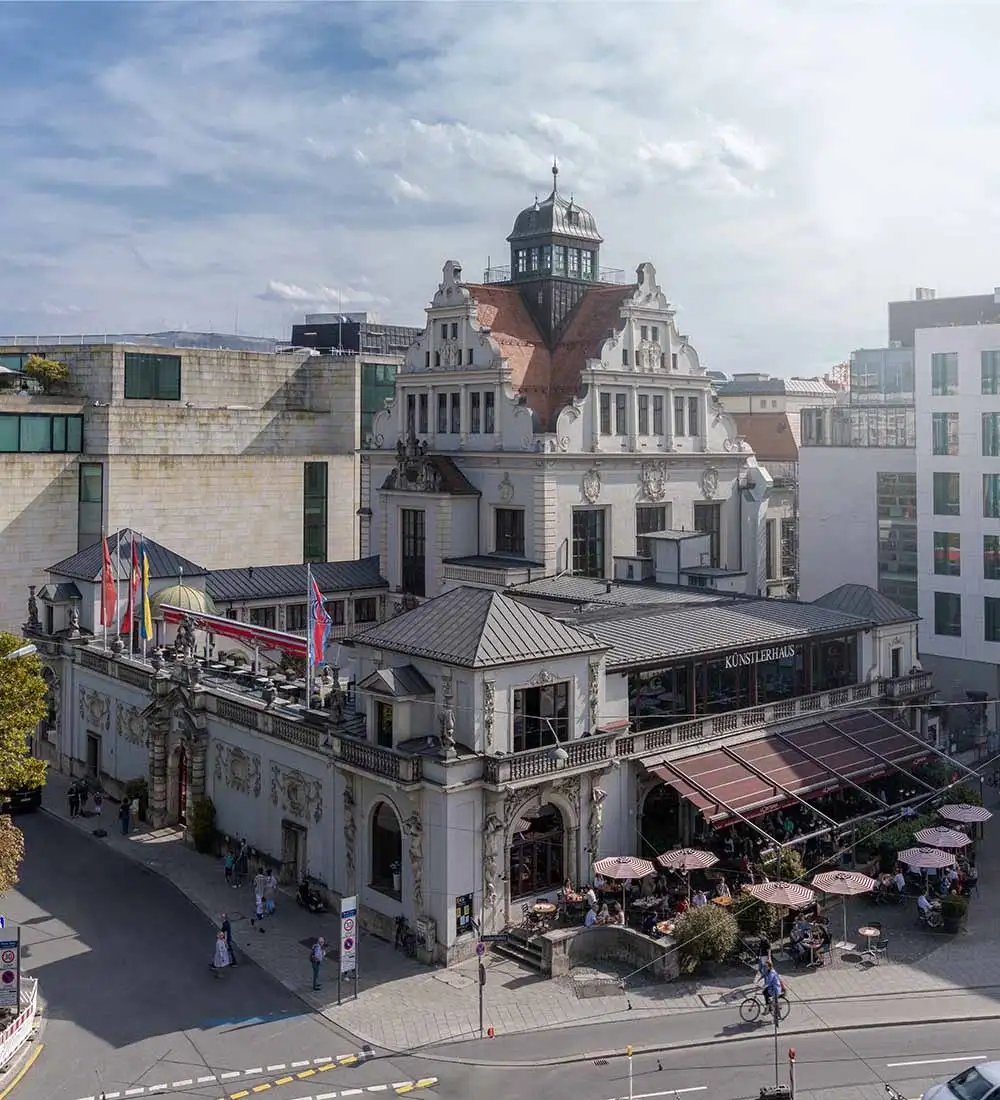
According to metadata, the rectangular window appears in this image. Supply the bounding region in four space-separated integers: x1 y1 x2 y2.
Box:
375 701 393 748
599 393 611 435
470 391 481 434
0 413 84 453
932 412 959 456
437 393 448 433
513 681 570 753
877 472 918 614
354 597 377 624
933 531 961 576
766 518 776 580
651 326 659 343
418 393 428 434
653 395 664 435
484 391 495 433
985 413 1000 457
124 352 181 400
249 606 276 630
987 597 1000 643
495 508 525 556
636 504 667 558
569 249 580 276
440 324 448 341
303 461 328 563
622 348 629 367
933 472 961 516
401 508 426 597
641 326 648 341
286 604 307 632
450 392 460 434
360 362 397 439
615 393 627 435
934 591 962 637
986 474 1000 519
931 352 958 396
406 393 416 433
572 509 605 577
638 394 649 435
694 501 722 568
329 599 346 626
674 396 685 437
450 322 458 340
780 517 797 580
688 397 699 437
77 462 103 552
983 351 1000 395
986 535 1000 580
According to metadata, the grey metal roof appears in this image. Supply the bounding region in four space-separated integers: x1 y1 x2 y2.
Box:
811 583 918 627
48 530 208 582
643 530 711 541
207 557 386 602
583 599 871 671
357 665 435 698
510 575 727 610
37 582 81 602
443 554 546 569
507 185 602 245
717 377 835 397
350 585 606 668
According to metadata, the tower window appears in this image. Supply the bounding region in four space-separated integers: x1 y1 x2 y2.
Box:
441 324 448 340
641 326 648 342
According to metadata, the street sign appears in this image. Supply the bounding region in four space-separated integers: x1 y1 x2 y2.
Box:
0 939 17 1008
0 916 7 929
339 896 357 975
475 941 485 957
479 933 508 943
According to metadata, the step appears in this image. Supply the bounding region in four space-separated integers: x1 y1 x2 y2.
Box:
491 937 545 972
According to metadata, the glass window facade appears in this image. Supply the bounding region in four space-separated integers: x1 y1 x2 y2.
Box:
694 501 721 569
0 413 83 453
78 462 103 552
513 682 570 752
931 352 958 396
986 535 1000 580
986 597 1000 643
933 472 961 516
572 509 605 577
877 472 917 613
983 351 1000 395
495 508 525 556
985 414 1000 458
303 461 328 563
400 508 426 597
985 474 1000 519
124 352 181 400
636 504 668 558
627 633 859 731
932 412 959 455
360 363 396 439
934 592 962 637
934 531 961 576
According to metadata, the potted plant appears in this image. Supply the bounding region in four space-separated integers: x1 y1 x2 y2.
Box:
940 894 968 934
391 861 401 893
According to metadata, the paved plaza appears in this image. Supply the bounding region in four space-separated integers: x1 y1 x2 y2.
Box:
40 770 1000 1054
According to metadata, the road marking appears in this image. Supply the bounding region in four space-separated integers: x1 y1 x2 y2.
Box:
268 1065 288 1072
367 1087 388 1093
339 1056 358 1066
277 1077 295 1086
412 1083 437 1092
341 1091 363 1097
0 1043 43 1100
247 1069 264 1076
253 1087 272 1094
231 1092 249 1100
603 1089 708 1100
172 1082 193 1089
318 1093 338 1100
888 1057 986 1068
315 1058 333 1065
199 1076 218 1084
292 1061 311 1068
222 1072 242 1080
125 1090 145 1097
318 1065 336 1073
106 1094 121 1099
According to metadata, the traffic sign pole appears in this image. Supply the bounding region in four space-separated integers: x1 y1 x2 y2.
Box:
14 927 19 1015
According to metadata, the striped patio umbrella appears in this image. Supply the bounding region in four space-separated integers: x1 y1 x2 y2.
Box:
656 848 720 902
812 870 877 946
898 847 956 870
745 881 816 909
593 855 655 912
938 804 993 825
915 825 972 850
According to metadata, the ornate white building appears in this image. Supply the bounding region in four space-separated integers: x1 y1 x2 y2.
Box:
363 172 772 601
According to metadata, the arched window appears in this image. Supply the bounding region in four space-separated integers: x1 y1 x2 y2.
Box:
509 803 564 899
371 801 402 897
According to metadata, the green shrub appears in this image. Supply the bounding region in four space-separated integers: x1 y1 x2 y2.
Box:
732 892 773 936
671 903 739 973
191 797 216 854
123 777 149 821
948 783 983 807
940 894 968 923
755 846 805 883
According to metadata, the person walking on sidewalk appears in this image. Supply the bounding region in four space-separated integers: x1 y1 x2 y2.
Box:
252 867 266 925
213 930 231 972
68 783 80 819
310 937 326 991
264 869 277 916
221 913 237 967
118 799 130 835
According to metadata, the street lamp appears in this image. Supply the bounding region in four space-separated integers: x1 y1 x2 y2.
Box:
1 644 37 663
544 718 569 769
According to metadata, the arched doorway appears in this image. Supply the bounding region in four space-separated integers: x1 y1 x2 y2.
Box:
640 784 681 858
509 803 564 899
175 745 189 827
371 801 402 897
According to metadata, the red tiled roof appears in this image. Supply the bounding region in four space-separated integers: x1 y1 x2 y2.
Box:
466 282 636 430
731 413 799 462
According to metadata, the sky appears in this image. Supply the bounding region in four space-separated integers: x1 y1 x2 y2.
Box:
4 2 1000 375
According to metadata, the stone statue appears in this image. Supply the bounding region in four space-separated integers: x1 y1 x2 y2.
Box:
26 586 39 629
175 616 197 659
343 777 357 878
589 785 608 859
439 673 456 755
483 812 503 904
403 811 424 910
68 601 80 635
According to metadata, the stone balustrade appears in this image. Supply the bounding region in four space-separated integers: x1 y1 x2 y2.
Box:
539 925 679 982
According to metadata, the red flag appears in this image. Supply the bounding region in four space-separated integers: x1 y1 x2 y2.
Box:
100 537 116 628
121 539 139 633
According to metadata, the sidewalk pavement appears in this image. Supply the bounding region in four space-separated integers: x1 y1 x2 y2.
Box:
35 769 1000 1054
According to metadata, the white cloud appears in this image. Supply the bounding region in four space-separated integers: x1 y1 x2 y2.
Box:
2 4 1000 367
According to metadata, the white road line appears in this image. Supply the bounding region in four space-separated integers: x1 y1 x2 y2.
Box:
292 1060 312 1068
367 1087 388 1093
221 1071 241 1079
124 1090 145 1097
392 1084 412 1090
318 1093 338 1100
170 1081 193 1089
246 1067 264 1075
106 1093 121 1099
887 1057 986 1068
604 1089 708 1100
197 1075 217 1083
315 1058 333 1064
147 1086 168 1094
341 1090 364 1097
268 1064 288 1071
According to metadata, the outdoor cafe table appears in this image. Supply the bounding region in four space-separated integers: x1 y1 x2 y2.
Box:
858 925 880 953
655 920 676 936
533 902 557 917
712 896 733 907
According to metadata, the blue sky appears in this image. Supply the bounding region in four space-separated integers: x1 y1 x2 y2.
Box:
4 2 1000 374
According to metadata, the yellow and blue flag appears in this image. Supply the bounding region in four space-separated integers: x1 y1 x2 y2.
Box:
138 537 153 642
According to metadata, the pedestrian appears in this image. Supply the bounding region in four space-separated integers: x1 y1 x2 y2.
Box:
213 930 231 970
252 867 266 924
221 913 237 966
118 799 130 836
264 869 277 916
93 791 103 818
224 850 234 886
68 783 79 819
235 839 248 886
309 937 325 991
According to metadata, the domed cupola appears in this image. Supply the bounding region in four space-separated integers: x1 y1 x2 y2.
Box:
506 160 603 283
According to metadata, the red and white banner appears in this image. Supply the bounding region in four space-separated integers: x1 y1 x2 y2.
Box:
159 604 308 659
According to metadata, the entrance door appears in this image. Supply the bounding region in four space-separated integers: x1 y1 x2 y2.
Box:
281 821 306 885
177 746 189 826
86 734 101 779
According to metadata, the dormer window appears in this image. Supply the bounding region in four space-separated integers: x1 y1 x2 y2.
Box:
567 209 579 225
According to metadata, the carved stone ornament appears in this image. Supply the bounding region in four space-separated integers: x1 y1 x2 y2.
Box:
441 341 459 369
588 660 601 731
701 465 720 500
639 460 668 502
552 774 581 817
439 670 456 754
483 680 496 749
636 340 659 371
483 812 503 903
270 764 323 823
403 810 424 910
115 700 145 747
343 775 357 877
498 473 514 503
381 430 441 493
529 668 556 687
589 781 609 858
214 741 262 797
582 467 602 504
26 586 39 629
79 687 110 732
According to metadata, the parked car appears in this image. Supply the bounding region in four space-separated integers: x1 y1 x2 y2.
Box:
923 1062 1000 1100
0 786 42 815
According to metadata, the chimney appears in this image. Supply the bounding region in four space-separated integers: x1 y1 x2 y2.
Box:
915 287 936 301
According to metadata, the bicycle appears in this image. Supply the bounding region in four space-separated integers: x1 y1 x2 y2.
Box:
394 915 424 958
739 988 790 1023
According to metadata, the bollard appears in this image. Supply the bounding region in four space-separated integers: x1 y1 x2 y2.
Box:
487 1026 495 1039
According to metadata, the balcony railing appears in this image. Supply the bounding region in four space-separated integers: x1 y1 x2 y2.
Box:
482 733 618 785
481 265 628 286
441 563 539 588
336 737 422 784
883 671 933 699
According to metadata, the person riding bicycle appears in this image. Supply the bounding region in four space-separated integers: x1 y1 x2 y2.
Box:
762 961 783 1009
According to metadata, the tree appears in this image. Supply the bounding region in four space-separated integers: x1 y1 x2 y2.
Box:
671 902 740 973
0 633 48 892
22 354 69 394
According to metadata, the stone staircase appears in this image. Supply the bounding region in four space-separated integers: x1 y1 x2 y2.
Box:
489 926 546 973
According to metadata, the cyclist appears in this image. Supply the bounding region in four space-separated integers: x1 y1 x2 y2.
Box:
762 960 784 1011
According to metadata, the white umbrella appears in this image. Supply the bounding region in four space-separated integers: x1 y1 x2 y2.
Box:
898 846 956 870
915 826 972 850
938 804 993 825
812 870 877 946
655 848 719 901
593 855 655 913
745 881 816 909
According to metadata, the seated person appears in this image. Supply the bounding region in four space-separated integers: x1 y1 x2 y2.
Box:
597 903 611 925
675 896 689 914
894 869 906 894
715 880 732 900
610 903 625 926
641 875 656 899
917 891 935 917
641 910 658 936
584 885 598 908
789 926 810 964
692 889 708 907
584 905 598 927
594 874 607 889
559 878 575 901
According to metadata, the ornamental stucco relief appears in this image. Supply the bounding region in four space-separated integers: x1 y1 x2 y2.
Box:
115 700 145 747
79 687 110 732
270 764 323 823
214 741 262 797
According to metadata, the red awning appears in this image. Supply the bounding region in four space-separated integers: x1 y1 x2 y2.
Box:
160 603 308 660
650 711 928 825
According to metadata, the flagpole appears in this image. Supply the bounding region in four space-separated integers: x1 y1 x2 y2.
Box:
140 532 147 663
128 530 135 660
102 526 108 652
115 529 122 646
306 563 313 712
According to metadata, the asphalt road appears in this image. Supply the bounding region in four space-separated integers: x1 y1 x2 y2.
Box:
9 812 436 1100
419 1018 1000 1100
